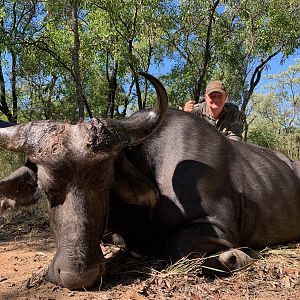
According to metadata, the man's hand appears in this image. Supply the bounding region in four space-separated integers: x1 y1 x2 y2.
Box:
183 100 196 112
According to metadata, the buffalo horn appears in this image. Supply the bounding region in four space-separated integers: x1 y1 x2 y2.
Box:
116 72 168 146
0 120 30 152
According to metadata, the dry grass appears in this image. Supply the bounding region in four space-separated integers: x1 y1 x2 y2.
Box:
137 244 300 299
157 256 206 276
0 199 49 242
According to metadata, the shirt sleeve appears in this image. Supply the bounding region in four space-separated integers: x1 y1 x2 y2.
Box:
224 106 244 141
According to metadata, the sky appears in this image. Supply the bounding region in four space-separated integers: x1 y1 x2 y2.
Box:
257 49 300 91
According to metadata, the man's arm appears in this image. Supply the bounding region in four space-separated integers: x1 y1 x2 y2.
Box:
183 100 196 112
224 105 244 141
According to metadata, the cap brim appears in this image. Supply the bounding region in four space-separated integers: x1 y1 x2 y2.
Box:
206 88 226 94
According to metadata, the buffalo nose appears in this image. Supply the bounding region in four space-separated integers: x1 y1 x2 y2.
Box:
59 265 104 290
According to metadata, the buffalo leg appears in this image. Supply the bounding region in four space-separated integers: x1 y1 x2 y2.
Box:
161 223 253 276
202 248 253 276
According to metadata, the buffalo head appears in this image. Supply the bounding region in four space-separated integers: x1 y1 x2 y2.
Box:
0 73 168 289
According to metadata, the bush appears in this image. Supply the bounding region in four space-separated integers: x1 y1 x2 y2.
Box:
0 149 26 179
248 125 279 149
248 125 300 160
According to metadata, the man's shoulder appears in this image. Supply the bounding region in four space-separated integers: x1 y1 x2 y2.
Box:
224 102 240 111
223 103 242 117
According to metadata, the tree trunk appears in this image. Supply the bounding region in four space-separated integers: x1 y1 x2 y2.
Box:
127 37 143 110
72 0 85 121
133 69 143 110
43 75 58 119
0 60 14 122
241 51 280 141
121 80 134 117
193 0 220 103
142 42 153 109
241 50 281 115
105 53 118 119
11 51 18 122
127 53 143 109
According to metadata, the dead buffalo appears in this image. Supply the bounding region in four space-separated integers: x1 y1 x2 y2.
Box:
0 73 300 290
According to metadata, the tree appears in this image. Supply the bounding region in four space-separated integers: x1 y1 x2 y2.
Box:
0 0 42 122
161 0 300 121
91 0 168 115
1 0 299 125
265 61 300 129
71 0 85 120
218 0 300 140
247 60 300 159
159 0 223 104
42 0 94 120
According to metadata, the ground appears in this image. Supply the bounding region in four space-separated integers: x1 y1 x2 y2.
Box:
0 205 299 300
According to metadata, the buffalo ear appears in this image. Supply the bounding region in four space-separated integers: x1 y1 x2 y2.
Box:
0 164 43 213
111 155 158 208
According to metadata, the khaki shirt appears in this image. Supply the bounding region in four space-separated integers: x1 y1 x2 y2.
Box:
192 102 243 141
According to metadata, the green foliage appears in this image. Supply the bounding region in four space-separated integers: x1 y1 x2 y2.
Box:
248 122 280 149
0 149 25 179
0 0 299 127
247 61 300 159
248 124 300 160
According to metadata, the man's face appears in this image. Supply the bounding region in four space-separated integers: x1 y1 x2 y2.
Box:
204 91 227 111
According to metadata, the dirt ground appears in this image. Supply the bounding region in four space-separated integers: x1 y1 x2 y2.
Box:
0 206 300 300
